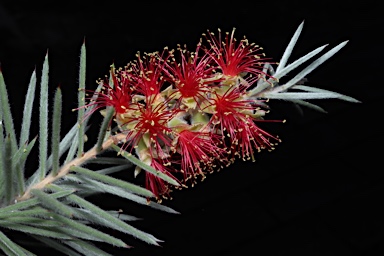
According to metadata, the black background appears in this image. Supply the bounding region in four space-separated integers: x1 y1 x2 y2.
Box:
0 1 382 255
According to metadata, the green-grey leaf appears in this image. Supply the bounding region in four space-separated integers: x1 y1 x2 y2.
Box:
289 99 328 113
63 195 161 245
0 230 28 256
12 136 37 170
27 122 78 187
64 130 79 164
292 85 360 103
105 210 141 221
70 166 154 197
77 41 86 158
63 240 113 256
0 190 74 213
31 237 82 256
0 207 49 219
96 107 114 152
272 41 349 93
3 135 14 205
50 213 128 248
261 92 343 100
275 21 304 74
51 87 62 176
0 239 18 256
19 69 37 147
249 44 327 96
112 144 180 186
39 53 49 180
73 177 179 214
0 216 60 228
0 121 4 202
30 189 75 218
0 71 18 153
85 157 133 166
0 222 73 240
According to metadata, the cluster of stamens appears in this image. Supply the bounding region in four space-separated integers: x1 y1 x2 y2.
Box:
85 28 282 200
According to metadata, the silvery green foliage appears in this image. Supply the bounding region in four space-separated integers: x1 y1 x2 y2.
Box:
248 21 360 110
0 22 358 255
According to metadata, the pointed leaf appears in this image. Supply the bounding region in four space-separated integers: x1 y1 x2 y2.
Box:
39 53 50 180
63 240 113 256
261 92 342 100
272 41 349 93
31 237 82 256
289 99 328 113
50 213 128 248
275 21 304 74
0 230 28 256
2 135 14 205
59 191 161 245
12 136 37 170
0 222 73 240
96 107 114 152
85 157 133 166
249 44 327 96
51 87 62 176
0 70 17 153
64 130 79 164
0 190 75 214
292 85 360 103
77 41 86 157
30 189 75 218
112 144 180 186
70 166 154 197
19 70 37 146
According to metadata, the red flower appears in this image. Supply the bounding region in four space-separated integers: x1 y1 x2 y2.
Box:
83 68 133 117
126 50 170 97
208 83 255 139
234 118 280 161
175 129 227 182
163 43 221 108
203 28 271 82
122 95 178 158
146 158 180 200
206 82 280 161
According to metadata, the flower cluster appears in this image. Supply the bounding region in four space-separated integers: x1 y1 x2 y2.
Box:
87 29 283 199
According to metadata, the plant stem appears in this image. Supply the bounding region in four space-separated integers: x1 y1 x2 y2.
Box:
16 133 126 202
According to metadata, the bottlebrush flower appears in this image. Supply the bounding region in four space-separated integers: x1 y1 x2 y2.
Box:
203 28 272 85
172 128 227 183
82 67 133 120
126 50 170 97
204 81 280 161
86 23 355 199
162 43 221 109
145 157 180 200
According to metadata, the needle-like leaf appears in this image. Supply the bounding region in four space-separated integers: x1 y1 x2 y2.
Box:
50 213 129 248
19 69 37 146
112 144 180 186
77 40 86 157
30 189 75 218
31 236 82 256
63 240 113 256
39 52 49 180
0 231 27 256
96 107 114 152
3 135 14 205
70 166 154 197
51 87 62 176
275 21 304 74
0 70 17 153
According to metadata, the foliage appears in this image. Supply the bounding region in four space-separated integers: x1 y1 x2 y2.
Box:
0 22 358 255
